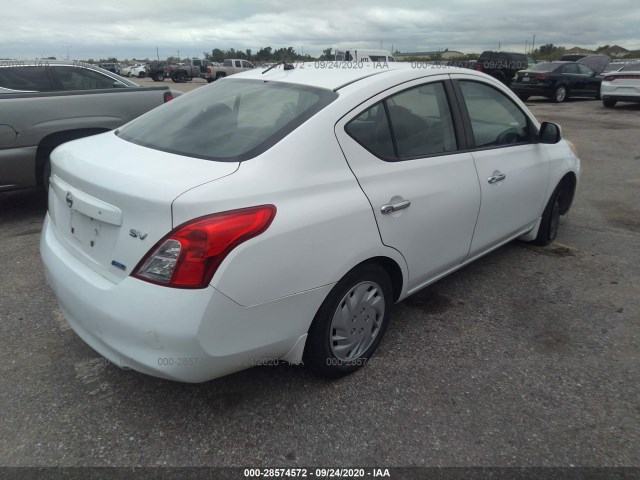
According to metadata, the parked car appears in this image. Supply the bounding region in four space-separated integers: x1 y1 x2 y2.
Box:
122 64 146 78
205 59 255 82
510 61 601 102
41 63 580 382
99 63 121 75
601 62 640 108
169 59 210 82
0 61 179 191
474 51 536 85
146 61 168 81
335 49 396 62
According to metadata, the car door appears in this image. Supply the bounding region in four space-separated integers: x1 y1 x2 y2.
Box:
577 64 599 95
335 77 481 291
451 76 549 257
562 63 587 94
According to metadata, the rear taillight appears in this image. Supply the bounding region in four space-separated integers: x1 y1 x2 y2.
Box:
207 67 212 73
132 205 277 289
475 65 484 72
603 75 616 82
163 91 173 102
534 74 549 81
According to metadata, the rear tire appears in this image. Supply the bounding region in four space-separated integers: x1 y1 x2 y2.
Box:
304 264 393 378
603 98 617 108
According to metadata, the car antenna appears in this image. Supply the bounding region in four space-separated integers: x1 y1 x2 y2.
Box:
262 59 295 74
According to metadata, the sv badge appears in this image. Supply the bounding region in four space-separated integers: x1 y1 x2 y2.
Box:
129 229 148 240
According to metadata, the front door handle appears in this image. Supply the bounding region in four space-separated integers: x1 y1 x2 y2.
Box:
381 200 411 214
488 172 506 184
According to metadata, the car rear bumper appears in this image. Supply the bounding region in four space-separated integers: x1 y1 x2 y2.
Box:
601 83 640 102
41 213 330 382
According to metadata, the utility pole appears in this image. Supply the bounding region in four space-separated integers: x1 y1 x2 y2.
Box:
531 34 536 53
62 45 72 60
156 46 159 61
525 40 529 54
177 50 180 61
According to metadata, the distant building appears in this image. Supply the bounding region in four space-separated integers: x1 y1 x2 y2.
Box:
567 47 595 55
606 45 630 57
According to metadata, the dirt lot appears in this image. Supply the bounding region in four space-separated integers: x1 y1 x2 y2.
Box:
0 89 638 469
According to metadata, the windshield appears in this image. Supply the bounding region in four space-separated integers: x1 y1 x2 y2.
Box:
117 79 338 162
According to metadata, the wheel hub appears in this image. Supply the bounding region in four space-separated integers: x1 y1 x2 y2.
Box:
329 281 385 361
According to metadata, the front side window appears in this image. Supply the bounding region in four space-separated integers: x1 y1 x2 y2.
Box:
53 67 122 90
0 66 52 91
346 82 457 160
458 81 530 148
117 79 338 162
235 61 242 68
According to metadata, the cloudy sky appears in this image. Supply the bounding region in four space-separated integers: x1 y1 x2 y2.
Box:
3 0 639 60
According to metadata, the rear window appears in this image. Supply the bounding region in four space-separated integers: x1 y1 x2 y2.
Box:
620 63 640 72
530 62 562 72
117 79 338 162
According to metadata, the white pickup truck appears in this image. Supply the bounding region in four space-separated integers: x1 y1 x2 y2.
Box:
0 60 179 191
206 59 256 82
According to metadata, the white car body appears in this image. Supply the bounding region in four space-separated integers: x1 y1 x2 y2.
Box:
335 49 396 63
41 63 580 382
122 64 146 77
601 63 640 107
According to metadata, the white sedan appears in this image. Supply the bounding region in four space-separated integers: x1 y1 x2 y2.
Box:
601 62 640 108
121 64 146 78
41 63 580 382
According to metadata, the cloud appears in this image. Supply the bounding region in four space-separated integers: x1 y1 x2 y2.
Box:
2 0 639 60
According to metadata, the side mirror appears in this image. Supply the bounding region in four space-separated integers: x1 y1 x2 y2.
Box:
113 82 127 88
539 121 562 144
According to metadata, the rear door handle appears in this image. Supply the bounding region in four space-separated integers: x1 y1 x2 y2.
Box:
488 173 506 184
381 200 411 214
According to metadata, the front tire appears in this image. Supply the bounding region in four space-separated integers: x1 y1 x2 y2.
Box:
554 86 568 103
603 98 617 108
304 264 393 378
533 187 569 246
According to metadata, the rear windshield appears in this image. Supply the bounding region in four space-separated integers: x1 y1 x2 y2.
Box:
117 79 338 162
620 63 640 72
529 62 562 72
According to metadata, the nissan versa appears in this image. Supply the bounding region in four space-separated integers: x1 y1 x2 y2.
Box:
41 63 580 382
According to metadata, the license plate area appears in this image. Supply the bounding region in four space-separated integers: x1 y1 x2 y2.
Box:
521 76 530 82
70 210 104 249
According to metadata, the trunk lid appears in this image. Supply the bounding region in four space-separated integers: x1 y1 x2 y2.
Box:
47 131 239 283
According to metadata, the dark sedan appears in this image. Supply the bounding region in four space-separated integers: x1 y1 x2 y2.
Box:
511 62 601 103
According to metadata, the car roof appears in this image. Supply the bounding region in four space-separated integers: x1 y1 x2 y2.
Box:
235 62 470 91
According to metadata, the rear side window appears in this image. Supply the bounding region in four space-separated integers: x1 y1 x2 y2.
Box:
0 66 52 91
117 79 338 162
52 67 122 90
346 82 457 161
458 81 529 148
563 64 579 74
